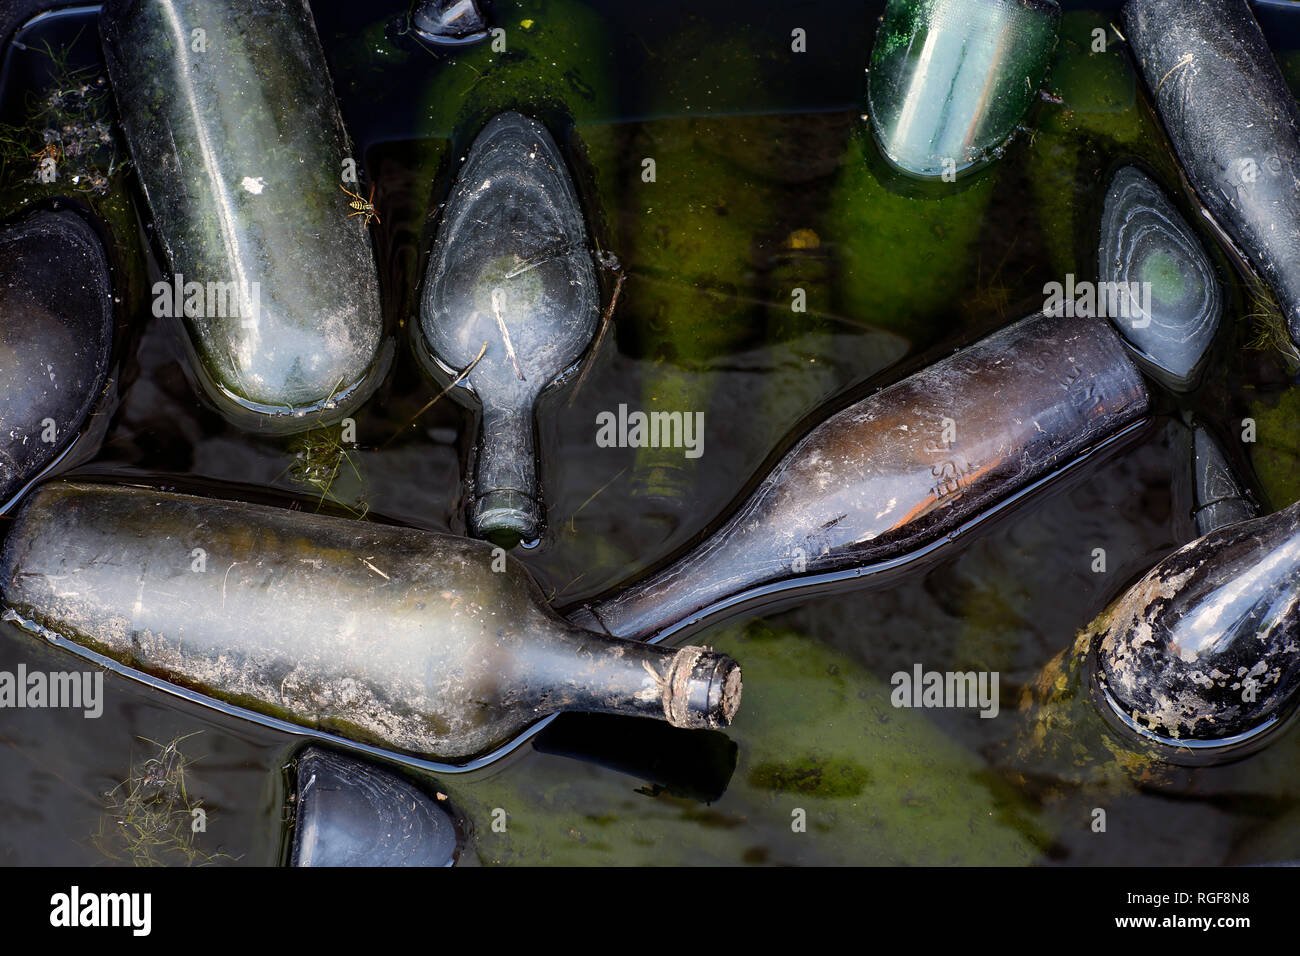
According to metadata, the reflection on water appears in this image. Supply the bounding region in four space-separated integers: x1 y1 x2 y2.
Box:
0 0 1298 865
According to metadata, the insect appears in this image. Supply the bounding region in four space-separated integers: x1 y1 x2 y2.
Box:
30 141 63 165
339 182 381 228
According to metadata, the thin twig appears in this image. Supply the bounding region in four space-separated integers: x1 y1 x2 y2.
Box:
567 267 625 407
567 465 628 533
1157 53 1193 92
381 341 489 449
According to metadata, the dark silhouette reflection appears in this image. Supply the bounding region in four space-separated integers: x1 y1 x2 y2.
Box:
534 712 738 804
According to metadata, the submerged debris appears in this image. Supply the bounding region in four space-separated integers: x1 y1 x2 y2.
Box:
285 424 369 518
409 0 489 48
0 35 122 194
94 734 235 867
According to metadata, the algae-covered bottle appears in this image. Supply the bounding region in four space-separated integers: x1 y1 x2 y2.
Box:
570 310 1150 641
100 0 388 432
1009 498 1300 794
418 112 599 547
0 482 741 765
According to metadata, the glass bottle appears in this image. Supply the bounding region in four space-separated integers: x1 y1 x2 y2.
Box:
0 208 114 508
0 481 741 765
868 0 1061 179
1125 0 1300 357
100 0 389 432
571 309 1150 640
417 112 599 547
1005 497 1300 805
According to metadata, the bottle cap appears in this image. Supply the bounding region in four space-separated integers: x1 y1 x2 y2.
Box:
662 645 743 730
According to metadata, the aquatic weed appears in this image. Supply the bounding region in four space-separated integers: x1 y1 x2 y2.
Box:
1242 271 1300 366
94 733 237 867
283 423 370 518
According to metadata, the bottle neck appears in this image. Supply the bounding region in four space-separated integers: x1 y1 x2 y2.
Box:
578 521 768 641
515 627 741 730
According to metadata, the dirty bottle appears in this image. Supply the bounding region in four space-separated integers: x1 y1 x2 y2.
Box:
1125 0 1300 355
417 112 599 547
0 482 742 765
100 0 389 432
1006 497 1300 803
570 309 1151 641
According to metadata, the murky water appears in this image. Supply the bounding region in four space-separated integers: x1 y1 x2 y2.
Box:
1 0 1299 865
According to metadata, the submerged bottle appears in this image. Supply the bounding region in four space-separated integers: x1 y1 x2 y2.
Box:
418 112 599 547
1094 498 1300 756
868 0 1061 179
570 310 1151 641
0 482 741 765
1170 418 1256 540
1098 166 1222 392
409 0 488 47
100 0 389 431
1124 0 1300 356
0 208 115 508
1008 498 1300 798
288 747 466 867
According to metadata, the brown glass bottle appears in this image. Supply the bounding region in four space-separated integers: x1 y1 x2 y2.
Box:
0 482 740 764
571 310 1150 640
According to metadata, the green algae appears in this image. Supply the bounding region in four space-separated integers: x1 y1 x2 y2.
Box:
825 130 995 342
451 620 1049 865
623 116 772 501
1004 625 1165 801
1247 387 1300 510
416 0 619 231
1027 11 1164 277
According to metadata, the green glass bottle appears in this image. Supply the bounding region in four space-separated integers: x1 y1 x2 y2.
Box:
100 0 389 432
868 0 1061 179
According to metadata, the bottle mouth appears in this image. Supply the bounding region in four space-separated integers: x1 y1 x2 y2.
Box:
471 489 540 549
662 645 743 730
